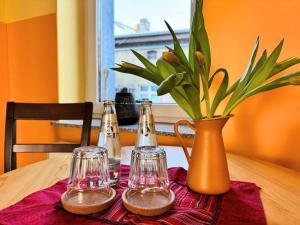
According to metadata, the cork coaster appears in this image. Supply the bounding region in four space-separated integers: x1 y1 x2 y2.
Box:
122 189 175 216
61 189 116 215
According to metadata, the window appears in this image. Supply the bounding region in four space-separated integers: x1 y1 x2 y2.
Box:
151 86 158 92
85 0 194 120
140 85 148 92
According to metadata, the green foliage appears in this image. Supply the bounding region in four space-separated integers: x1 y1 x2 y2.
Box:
112 0 300 120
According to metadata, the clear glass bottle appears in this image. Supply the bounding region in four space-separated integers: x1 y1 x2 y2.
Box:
97 100 121 185
135 99 157 147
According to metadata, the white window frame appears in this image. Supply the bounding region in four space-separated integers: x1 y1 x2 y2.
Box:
85 0 193 122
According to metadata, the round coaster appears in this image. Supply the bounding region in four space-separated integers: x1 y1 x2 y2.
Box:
122 189 175 216
61 189 116 215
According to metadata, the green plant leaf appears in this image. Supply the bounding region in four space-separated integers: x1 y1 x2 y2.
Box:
269 57 300 78
111 62 163 85
240 37 260 81
192 31 210 79
183 84 202 118
224 40 283 115
210 68 229 115
164 21 190 70
131 50 158 74
246 71 300 97
224 49 267 99
251 50 268 75
223 71 300 116
246 39 284 91
157 73 189 95
190 0 211 77
170 90 196 119
156 58 190 94
226 37 260 104
224 81 238 98
156 58 176 79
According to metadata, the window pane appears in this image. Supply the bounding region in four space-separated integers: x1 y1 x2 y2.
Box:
151 86 158 91
140 85 149 92
99 0 191 103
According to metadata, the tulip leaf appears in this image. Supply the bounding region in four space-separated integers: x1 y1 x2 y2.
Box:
246 39 284 91
240 37 260 82
190 0 211 77
226 38 260 104
224 49 267 99
157 58 190 99
247 50 268 81
165 21 191 72
210 68 229 115
111 62 163 85
183 84 202 118
170 90 196 119
223 71 300 116
269 57 300 78
157 73 189 96
156 58 176 79
224 80 238 98
131 50 159 75
246 71 300 97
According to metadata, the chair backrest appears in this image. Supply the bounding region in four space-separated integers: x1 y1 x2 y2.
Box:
4 102 93 172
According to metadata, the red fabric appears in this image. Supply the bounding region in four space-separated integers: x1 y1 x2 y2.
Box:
0 166 266 225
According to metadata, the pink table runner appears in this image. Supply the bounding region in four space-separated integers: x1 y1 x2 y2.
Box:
0 166 266 225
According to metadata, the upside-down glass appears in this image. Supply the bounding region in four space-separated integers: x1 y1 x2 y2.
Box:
64 146 112 208
127 146 170 208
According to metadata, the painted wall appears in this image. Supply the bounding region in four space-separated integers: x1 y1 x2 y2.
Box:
0 22 9 174
0 0 5 22
0 0 58 174
7 14 58 169
2 0 56 23
57 0 85 103
203 0 300 170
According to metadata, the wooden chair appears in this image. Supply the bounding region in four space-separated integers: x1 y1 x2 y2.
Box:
4 102 93 172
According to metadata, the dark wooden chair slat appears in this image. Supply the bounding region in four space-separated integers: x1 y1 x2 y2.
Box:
4 102 93 172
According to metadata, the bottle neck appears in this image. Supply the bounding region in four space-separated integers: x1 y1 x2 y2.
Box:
103 104 116 115
97 102 121 159
135 104 157 147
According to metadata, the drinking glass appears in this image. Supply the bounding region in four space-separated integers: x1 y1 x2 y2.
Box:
127 146 171 208
62 146 115 214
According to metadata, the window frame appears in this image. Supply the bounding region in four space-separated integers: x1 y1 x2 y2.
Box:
85 0 194 122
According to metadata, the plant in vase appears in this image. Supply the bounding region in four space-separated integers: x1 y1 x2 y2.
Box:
112 0 300 194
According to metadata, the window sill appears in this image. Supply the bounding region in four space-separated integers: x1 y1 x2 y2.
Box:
51 119 194 139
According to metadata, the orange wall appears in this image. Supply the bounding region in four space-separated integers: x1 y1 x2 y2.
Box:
203 0 300 170
0 22 10 174
0 14 58 173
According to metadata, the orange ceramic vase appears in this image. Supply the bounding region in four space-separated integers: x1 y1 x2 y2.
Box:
174 116 231 194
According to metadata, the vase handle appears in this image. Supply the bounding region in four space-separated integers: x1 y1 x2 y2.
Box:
174 120 196 165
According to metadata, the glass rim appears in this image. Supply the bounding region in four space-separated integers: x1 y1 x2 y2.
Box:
73 146 108 159
134 146 163 151
133 146 166 159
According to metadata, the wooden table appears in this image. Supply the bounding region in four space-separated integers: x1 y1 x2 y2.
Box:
0 146 299 225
